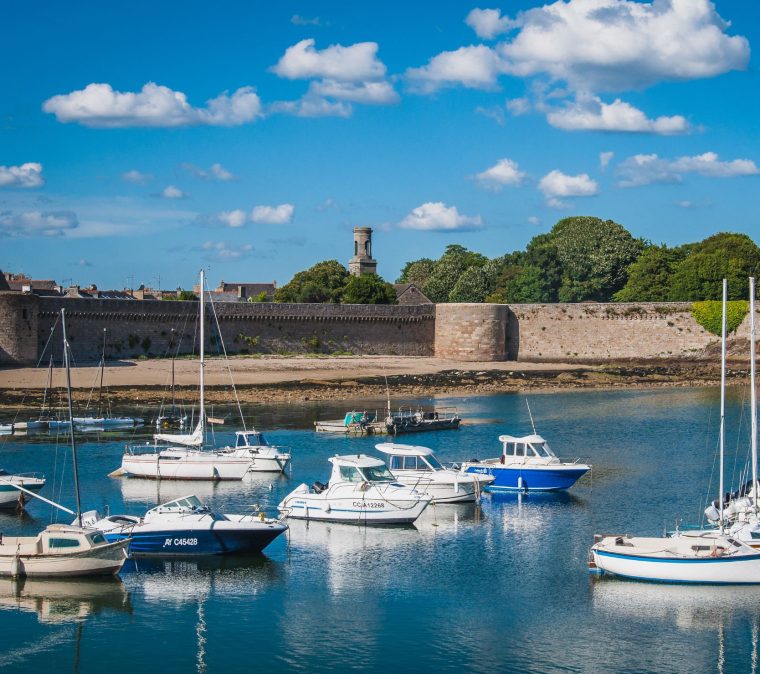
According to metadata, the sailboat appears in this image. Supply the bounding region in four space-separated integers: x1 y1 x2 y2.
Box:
73 329 142 429
120 270 260 480
0 309 129 577
590 279 760 583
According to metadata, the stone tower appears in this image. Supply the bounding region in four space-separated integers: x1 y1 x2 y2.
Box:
348 226 377 276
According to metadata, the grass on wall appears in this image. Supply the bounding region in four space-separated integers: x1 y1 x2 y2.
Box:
691 300 748 336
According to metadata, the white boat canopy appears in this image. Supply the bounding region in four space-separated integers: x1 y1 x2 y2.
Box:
155 421 203 447
328 454 386 469
375 443 434 457
499 434 546 445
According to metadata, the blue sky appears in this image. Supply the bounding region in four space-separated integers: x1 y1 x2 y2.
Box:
1 0 759 290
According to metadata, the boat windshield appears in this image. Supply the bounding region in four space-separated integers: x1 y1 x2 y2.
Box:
237 433 268 447
532 442 554 458
424 455 443 471
359 465 395 482
164 495 205 511
339 465 364 482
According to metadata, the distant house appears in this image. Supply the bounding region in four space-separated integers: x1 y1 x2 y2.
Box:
3 272 61 294
66 285 135 300
394 283 432 305
193 280 277 302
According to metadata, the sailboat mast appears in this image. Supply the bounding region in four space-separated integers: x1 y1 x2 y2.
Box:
98 328 106 417
719 279 727 534
751 277 758 513
41 354 52 416
61 309 82 525
199 269 205 441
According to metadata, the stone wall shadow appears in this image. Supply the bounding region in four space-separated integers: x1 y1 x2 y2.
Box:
505 306 519 360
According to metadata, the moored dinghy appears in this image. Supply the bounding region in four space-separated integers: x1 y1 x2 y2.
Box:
376 442 493 503
278 454 431 524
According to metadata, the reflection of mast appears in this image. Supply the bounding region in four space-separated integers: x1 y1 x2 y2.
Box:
753 619 758 674
73 622 83 674
196 600 207 674
717 620 725 674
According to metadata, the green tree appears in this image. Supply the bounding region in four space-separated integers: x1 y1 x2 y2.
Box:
342 274 398 304
397 258 436 285
163 290 197 301
275 260 350 303
449 266 492 302
422 245 487 302
548 216 644 302
613 245 687 301
669 233 760 300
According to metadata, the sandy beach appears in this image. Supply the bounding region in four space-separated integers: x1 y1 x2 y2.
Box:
0 355 731 409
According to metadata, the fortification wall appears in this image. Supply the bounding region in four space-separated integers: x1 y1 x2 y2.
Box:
0 293 39 365
34 298 435 362
507 302 731 362
435 304 508 361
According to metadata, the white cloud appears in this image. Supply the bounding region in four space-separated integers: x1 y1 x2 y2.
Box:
406 45 504 93
291 15 321 26
466 8 515 40
617 151 760 187
271 39 386 81
161 185 187 199
269 96 352 118
506 97 531 116
0 210 78 237
77 258 92 267
308 79 399 104
528 215 540 225
499 0 749 93
600 152 614 170
201 241 254 262
122 169 153 184
181 163 235 181
475 105 506 126
547 96 689 134
217 209 247 228
398 202 483 231
0 163 44 188
210 163 234 181
539 170 598 207
251 204 295 224
474 158 527 190
43 82 262 128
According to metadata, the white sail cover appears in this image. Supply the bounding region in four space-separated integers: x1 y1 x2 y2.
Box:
154 421 203 447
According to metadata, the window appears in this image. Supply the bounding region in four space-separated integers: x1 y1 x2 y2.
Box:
533 443 550 458
390 456 402 470
425 455 443 471
89 533 106 545
365 240 370 256
340 465 363 482
361 465 395 482
49 537 81 549
354 241 358 256
515 443 526 457
403 456 418 470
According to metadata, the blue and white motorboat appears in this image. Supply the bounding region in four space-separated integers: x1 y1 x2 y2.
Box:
459 434 590 492
0 470 46 509
81 495 287 556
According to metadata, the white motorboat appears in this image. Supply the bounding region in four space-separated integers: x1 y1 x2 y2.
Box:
79 494 287 556
0 470 45 509
0 309 129 578
590 279 760 583
375 442 493 503
217 431 291 473
120 270 259 481
278 454 432 524
0 424 12 434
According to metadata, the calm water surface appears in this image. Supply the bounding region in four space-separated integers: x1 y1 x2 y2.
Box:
1 388 759 673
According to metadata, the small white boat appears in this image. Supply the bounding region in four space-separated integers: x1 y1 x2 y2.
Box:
217 431 291 473
74 416 143 428
0 424 12 434
278 454 432 524
0 470 46 509
375 442 493 503
0 525 129 578
80 494 287 556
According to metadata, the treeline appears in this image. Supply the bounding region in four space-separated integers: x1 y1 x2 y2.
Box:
399 216 760 303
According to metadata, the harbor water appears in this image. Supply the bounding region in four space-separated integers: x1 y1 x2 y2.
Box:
1 387 759 673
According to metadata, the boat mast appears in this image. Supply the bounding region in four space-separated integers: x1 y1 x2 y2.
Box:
199 269 205 443
41 354 53 417
719 279 727 534
751 277 758 514
61 309 82 526
98 328 106 418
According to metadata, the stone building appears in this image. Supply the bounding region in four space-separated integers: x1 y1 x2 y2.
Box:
348 227 377 276
394 283 432 305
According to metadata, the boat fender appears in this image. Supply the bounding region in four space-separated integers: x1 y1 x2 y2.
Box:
321 502 331 513
500 455 505 465
10 554 20 578
259 512 266 522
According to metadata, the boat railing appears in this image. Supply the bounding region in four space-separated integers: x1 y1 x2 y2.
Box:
10 472 45 480
387 407 460 422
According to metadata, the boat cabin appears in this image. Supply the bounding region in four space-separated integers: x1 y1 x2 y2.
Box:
146 495 211 517
235 431 270 448
498 434 558 462
327 455 397 484
375 443 444 472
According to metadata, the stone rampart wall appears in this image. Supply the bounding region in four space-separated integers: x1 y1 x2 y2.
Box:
33 297 435 362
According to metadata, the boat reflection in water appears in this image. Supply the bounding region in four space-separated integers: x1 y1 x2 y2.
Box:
0 576 131 624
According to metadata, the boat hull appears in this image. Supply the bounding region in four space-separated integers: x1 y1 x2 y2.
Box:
0 479 44 509
464 464 588 491
121 453 251 480
0 541 128 578
104 522 287 556
592 547 760 584
279 495 429 524
388 419 460 435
